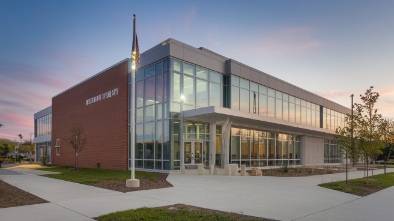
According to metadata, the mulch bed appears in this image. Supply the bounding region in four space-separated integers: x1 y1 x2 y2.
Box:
349 182 385 196
0 179 48 208
258 167 345 177
158 204 277 221
89 173 173 192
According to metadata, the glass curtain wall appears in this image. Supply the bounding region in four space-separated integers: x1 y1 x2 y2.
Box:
36 141 51 164
323 108 345 131
135 58 170 170
36 114 52 137
230 127 301 167
230 75 345 131
134 57 223 170
324 139 342 163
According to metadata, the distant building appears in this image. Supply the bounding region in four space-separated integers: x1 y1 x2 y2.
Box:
34 38 349 171
33 106 52 164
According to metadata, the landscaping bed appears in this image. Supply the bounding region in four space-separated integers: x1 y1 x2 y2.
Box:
96 203 277 221
256 166 345 177
36 167 173 192
90 173 172 192
0 179 48 208
319 172 394 196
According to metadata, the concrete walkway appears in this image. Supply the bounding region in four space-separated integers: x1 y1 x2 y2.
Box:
1 167 393 221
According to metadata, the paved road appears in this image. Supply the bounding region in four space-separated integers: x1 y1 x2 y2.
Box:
0 167 393 221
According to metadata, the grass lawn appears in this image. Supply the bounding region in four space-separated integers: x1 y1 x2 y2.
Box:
36 167 157 184
319 172 394 196
96 204 274 221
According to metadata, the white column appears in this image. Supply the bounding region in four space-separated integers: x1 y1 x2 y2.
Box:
210 123 216 166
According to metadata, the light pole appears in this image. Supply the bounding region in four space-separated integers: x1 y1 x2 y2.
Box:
30 133 34 164
348 94 354 185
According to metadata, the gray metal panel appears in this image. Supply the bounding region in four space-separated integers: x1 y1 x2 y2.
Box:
210 59 225 74
316 97 324 106
288 86 296 97
230 61 241 76
139 41 170 68
295 88 302 98
183 48 198 65
198 53 212 70
306 92 312 103
267 77 277 89
259 74 268 86
282 82 291 94
276 81 285 93
300 90 307 100
34 106 52 119
210 52 228 63
240 65 251 80
33 134 51 143
250 69 260 84
169 42 184 60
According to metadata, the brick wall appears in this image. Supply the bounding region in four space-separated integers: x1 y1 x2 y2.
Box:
52 60 129 170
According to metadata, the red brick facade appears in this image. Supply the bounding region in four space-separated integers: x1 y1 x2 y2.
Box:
52 60 129 170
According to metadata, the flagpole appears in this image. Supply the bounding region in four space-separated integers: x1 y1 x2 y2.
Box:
126 14 139 188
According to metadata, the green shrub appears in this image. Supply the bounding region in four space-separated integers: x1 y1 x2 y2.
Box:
281 164 289 173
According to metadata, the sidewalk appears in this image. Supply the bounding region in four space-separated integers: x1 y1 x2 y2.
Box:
1 167 394 221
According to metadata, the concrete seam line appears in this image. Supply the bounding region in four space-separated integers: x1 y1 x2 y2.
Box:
50 202 94 219
290 197 361 221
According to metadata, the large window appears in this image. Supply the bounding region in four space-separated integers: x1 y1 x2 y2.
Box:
230 127 301 167
36 113 52 137
228 76 346 132
324 139 342 163
134 58 224 170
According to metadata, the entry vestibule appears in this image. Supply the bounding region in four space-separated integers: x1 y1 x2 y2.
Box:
184 141 203 164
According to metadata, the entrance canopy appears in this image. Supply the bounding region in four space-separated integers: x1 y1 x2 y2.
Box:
182 106 335 138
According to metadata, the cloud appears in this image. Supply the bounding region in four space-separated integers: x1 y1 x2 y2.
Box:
0 60 71 90
38 48 100 78
316 85 394 119
182 6 197 30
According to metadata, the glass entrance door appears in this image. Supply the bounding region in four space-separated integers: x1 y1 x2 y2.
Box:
184 141 203 164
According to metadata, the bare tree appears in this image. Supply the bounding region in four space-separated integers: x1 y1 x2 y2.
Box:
67 126 87 170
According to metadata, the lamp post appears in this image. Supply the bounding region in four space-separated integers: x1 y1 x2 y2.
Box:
30 133 34 164
348 94 354 185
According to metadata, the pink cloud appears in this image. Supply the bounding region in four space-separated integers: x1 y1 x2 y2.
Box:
316 85 394 119
251 28 321 57
0 61 71 91
38 48 100 78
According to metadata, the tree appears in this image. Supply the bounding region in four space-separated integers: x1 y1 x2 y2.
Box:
0 143 10 168
336 114 361 166
379 118 394 174
0 144 10 156
67 126 87 170
354 86 384 177
0 124 4 128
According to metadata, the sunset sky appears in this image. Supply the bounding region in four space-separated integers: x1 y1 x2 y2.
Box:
1 0 393 141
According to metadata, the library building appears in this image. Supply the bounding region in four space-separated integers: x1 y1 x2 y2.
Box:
33 38 349 171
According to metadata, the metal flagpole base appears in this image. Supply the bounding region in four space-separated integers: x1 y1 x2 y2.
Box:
126 179 140 187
